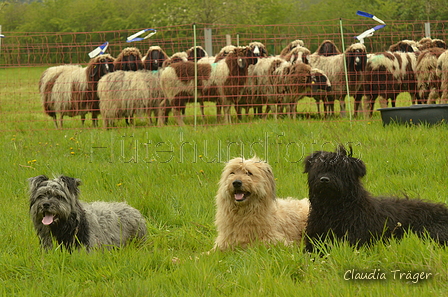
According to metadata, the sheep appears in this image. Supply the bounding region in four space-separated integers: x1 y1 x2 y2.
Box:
245 55 286 118
193 45 238 122
308 40 367 117
186 45 208 61
314 40 341 56
436 50 448 104
242 46 303 118
98 70 164 128
184 43 264 123
159 46 258 125
235 42 269 119
416 47 446 104
361 51 419 116
241 46 311 119
417 37 447 51
142 46 169 71
269 61 331 119
98 47 168 127
279 39 305 57
39 54 115 128
114 47 144 71
388 40 419 53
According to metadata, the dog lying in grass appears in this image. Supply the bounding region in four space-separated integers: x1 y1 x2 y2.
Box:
29 175 147 251
213 157 309 251
303 145 448 251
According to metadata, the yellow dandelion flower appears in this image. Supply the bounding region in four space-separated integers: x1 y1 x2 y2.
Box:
199 155 203 158
117 183 122 187
71 152 75 155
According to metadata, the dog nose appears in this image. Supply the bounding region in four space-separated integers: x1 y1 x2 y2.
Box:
43 202 50 209
320 176 330 183
233 180 243 188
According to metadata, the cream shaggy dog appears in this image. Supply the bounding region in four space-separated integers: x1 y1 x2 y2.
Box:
214 157 309 251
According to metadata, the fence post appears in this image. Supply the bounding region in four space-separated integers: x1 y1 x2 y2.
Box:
193 23 198 129
425 23 431 38
339 18 353 122
226 34 232 45
204 28 213 56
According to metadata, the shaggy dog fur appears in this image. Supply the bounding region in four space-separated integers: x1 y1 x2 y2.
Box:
303 145 448 251
214 157 309 251
29 175 147 251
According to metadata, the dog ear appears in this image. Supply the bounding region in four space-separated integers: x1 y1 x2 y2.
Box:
28 175 49 192
58 175 82 197
258 161 276 199
352 158 367 178
336 144 352 157
303 152 321 173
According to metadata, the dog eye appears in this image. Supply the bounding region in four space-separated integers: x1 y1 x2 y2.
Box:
230 172 235 175
247 171 253 176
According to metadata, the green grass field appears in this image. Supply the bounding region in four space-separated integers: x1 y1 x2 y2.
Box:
1 67 448 296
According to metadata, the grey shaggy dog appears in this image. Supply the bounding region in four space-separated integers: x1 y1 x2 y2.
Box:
303 145 448 251
28 175 147 251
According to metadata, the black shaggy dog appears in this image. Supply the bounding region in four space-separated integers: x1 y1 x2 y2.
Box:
303 145 448 251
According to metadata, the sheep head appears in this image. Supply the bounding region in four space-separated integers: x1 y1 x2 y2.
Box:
310 68 332 92
89 54 115 79
316 40 341 56
114 47 144 71
143 46 168 71
234 46 258 69
248 42 268 58
186 46 208 62
345 43 367 72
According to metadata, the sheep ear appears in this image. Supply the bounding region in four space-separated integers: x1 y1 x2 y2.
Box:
91 64 99 77
289 54 296 63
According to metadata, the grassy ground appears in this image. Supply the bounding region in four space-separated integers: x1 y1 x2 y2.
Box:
1 67 448 296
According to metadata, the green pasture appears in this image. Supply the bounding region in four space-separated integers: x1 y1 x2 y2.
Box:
1 67 447 296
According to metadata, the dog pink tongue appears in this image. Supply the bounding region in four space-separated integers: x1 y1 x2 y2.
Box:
235 193 245 201
42 214 54 225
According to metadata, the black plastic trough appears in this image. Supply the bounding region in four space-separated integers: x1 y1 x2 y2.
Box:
378 104 448 125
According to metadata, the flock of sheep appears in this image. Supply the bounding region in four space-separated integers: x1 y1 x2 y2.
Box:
38 36 448 128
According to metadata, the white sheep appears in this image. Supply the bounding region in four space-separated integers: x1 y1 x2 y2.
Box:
416 47 446 104
98 70 163 127
39 54 115 128
98 47 168 127
436 50 448 104
308 40 367 117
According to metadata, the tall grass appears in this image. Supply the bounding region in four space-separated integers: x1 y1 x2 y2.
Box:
1 67 447 296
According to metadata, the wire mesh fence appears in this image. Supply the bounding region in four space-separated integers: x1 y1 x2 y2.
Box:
1 19 448 131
